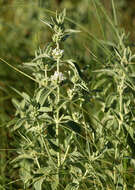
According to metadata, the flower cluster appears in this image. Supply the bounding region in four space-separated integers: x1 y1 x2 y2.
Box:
51 71 65 82
52 48 64 60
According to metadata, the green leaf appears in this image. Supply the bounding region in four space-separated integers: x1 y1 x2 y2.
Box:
22 92 30 102
34 178 44 190
20 159 33 186
39 107 52 112
93 78 107 89
7 117 19 128
12 98 20 109
65 29 81 33
11 154 34 163
39 87 56 106
61 115 72 123
38 113 52 120
10 87 30 102
23 62 37 67
105 93 117 108
36 88 45 103
40 18 53 29
11 118 26 131
125 124 134 140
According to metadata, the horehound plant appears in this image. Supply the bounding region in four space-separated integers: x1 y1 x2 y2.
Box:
92 29 135 189
8 8 135 190
8 10 96 190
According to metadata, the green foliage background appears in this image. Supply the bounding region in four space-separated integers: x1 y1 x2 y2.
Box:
0 0 135 189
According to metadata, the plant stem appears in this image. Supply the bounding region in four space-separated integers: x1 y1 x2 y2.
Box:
62 132 73 165
56 57 61 187
56 113 60 167
114 70 125 186
119 73 124 114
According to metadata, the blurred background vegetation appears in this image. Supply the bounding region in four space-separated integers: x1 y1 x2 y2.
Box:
0 0 135 189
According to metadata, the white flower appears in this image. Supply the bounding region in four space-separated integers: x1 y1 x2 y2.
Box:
52 48 64 59
51 71 65 82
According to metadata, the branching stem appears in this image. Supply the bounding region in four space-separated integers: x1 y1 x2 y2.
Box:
62 132 74 165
